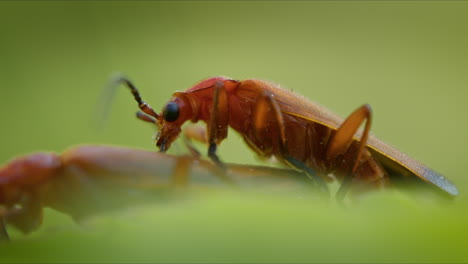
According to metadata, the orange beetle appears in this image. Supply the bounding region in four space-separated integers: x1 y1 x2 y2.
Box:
0 145 312 240
110 76 458 198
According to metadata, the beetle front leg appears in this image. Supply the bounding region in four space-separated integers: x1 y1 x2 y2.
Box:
0 152 62 238
325 104 372 200
207 81 230 170
183 125 235 184
4 192 43 235
183 124 213 158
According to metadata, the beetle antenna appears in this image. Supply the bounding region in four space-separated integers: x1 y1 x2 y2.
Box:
94 73 160 130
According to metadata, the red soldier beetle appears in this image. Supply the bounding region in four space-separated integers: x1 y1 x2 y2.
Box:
0 145 313 240
108 75 458 199
0 77 458 239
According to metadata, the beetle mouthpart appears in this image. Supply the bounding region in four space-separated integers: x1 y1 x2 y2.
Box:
159 142 166 152
155 129 168 152
158 139 167 152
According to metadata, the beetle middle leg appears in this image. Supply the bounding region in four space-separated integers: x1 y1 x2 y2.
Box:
207 81 230 170
184 124 235 184
325 104 372 200
183 125 208 158
252 91 329 195
170 155 193 188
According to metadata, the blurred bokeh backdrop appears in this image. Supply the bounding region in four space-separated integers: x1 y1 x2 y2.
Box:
0 1 467 263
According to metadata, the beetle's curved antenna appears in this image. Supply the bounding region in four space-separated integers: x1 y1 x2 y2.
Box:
94 73 160 130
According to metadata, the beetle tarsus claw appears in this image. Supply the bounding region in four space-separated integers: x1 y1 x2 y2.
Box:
336 174 353 201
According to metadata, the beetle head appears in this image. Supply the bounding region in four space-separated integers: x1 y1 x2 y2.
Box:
155 93 196 152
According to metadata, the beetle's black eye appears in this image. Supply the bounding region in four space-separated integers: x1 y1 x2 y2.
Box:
163 102 180 122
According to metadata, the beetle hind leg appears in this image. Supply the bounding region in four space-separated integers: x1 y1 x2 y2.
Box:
325 104 373 200
283 156 330 195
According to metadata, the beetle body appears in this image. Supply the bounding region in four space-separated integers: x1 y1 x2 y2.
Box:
115 76 458 197
0 145 313 238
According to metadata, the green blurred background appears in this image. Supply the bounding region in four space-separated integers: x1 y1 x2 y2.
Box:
1 1 468 262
